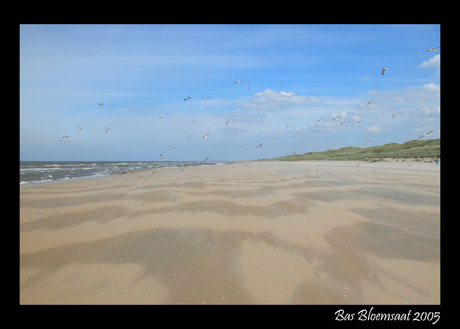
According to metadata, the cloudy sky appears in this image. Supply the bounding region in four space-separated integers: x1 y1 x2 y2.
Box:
20 24 440 161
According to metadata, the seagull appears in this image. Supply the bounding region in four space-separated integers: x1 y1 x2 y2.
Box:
226 118 232 125
203 133 210 138
62 135 69 139
98 103 104 107
340 122 347 126
353 120 361 126
59 139 69 144
367 101 374 106
317 117 323 123
169 145 175 150
378 114 386 119
76 124 84 130
184 97 191 101
392 111 401 119
427 47 440 52
233 79 242 84
246 82 251 90
203 97 211 101
124 146 131 150
203 157 210 162
160 154 167 161
256 143 264 148
333 115 341 120
418 130 435 139
381 68 388 75
105 128 112 134
364 140 372 146
158 113 166 119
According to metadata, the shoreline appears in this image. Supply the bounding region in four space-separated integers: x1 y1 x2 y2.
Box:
19 160 229 185
20 161 440 304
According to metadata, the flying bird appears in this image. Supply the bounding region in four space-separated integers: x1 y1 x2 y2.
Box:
160 154 167 161
158 113 166 119
378 114 386 119
427 47 440 52
317 117 323 123
381 68 388 75
246 82 251 90
203 97 211 101
203 157 210 162
184 97 191 101
367 101 374 106
59 139 69 144
169 145 175 150
226 118 232 125
364 140 372 146
418 130 435 139
353 120 361 126
98 103 104 107
333 115 341 121
203 133 210 138
105 128 112 134
392 111 401 119
62 135 69 139
76 124 84 130
233 79 242 84
256 143 264 148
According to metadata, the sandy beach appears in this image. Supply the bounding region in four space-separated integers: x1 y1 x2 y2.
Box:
20 160 440 304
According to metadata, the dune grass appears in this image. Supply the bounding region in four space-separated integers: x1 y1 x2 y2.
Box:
270 138 440 161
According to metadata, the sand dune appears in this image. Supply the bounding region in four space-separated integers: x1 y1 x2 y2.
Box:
20 161 440 304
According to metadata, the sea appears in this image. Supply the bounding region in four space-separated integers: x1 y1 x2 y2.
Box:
20 161 226 185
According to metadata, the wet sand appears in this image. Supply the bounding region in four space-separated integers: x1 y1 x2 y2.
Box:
20 161 440 304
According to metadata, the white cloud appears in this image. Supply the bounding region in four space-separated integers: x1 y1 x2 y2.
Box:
420 106 440 116
422 82 440 92
365 83 440 113
366 126 382 133
242 89 321 110
418 54 440 68
365 126 390 133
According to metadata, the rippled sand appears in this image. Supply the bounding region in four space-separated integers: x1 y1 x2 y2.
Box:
20 161 440 304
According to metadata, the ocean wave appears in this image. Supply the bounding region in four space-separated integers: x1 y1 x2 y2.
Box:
20 161 226 184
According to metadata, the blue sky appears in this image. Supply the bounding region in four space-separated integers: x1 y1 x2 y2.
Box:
20 24 440 161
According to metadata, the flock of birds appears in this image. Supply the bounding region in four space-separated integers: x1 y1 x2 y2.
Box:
58 78 255 162
309 47 439 148
58 46 439 161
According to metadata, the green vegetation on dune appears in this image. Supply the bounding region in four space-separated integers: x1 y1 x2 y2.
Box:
270 138 440 161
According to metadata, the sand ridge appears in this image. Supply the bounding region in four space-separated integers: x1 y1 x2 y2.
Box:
20 161 440 304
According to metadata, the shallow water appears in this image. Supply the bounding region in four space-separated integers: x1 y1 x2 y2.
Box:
20 161 224 184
